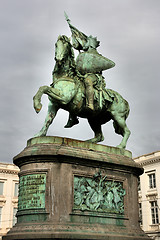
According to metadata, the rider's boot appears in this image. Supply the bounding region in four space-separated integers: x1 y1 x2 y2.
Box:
85 77 94 111
64 114 79 128
87 95 94 111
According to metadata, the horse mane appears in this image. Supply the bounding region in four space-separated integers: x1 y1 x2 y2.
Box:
61 36 84 81
53 35 77 78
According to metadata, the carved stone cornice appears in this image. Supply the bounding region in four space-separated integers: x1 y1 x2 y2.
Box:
0 197 6 204
134 157 160 166
0 168 19 175
12 198 18 204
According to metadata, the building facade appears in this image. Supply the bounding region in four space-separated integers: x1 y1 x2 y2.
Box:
134 151 160 240
0 163 19 240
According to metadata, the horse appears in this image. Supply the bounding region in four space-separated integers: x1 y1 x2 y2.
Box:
33 35 131 149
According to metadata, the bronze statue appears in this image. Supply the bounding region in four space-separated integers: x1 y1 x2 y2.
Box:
33 14 131 149
64 12 115 127
65 12 115 110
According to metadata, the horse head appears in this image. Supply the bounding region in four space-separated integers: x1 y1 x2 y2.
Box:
55 35 74 65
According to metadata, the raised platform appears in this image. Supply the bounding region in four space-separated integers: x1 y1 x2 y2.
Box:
14 136 134 168
3 137 149 240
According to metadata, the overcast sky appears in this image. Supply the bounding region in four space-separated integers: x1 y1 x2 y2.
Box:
0 0 160 163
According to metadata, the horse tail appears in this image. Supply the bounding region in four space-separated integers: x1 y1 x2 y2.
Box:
113 111 129 136
123 99 130 120
109 90 130 136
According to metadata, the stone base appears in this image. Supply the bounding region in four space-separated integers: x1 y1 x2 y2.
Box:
3 137 150 240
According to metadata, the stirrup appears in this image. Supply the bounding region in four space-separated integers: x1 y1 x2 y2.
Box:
86 104 94 111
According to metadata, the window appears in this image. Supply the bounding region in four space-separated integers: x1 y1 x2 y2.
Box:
0 207 2 227
139 203 143 225
138 177 141 191
14 183 19 197
151 201 159 224
12 208 17 226
0 182 4 195
149 173 156 189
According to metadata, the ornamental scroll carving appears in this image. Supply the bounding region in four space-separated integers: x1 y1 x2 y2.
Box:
73 172 126 214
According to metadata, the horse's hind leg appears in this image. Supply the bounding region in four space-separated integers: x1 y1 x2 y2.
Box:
86 119 104 143
113 116 131 149
34 101 58 137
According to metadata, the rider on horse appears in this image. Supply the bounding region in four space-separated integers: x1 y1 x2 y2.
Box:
33 14 130 148
64 13 115 128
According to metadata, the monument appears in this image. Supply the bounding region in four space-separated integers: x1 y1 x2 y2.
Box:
3 13 150 240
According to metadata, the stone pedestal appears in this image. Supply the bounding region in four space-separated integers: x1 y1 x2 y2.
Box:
3 137 149 240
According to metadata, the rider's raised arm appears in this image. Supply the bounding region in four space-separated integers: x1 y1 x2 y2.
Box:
64 12 88 51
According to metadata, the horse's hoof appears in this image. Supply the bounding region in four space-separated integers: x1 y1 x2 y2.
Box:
86 139 98 144
34 133 41 137
86 104 94 111
35 108 41 113
86 134 104 143
34 132 46 137
64 118 79 128
35 103 42 113
116 144 125 149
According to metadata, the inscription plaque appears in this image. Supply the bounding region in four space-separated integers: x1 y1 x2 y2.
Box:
18 173 46 210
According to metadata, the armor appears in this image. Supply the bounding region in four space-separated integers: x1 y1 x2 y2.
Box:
76 49 115 75
64 12 115 113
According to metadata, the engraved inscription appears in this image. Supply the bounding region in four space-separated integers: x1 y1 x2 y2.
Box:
18 173 46 210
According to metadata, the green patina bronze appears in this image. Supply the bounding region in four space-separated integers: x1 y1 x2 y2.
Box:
33 13 131 149
73 172 125 214
64 12 115 75
18 174 46 210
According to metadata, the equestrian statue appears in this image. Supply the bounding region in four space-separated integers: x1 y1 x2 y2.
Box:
33 13 131 149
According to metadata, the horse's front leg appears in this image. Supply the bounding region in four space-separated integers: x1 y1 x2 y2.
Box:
33 86 49 113
33 86 63 113
34 100 59 137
